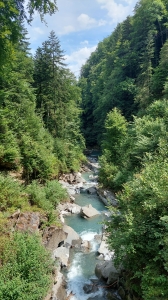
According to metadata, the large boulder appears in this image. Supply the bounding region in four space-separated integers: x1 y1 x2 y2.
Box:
43 227 68 251
83 283 98 294
87 187 97 194
53 246 70 267
58 203 81 215
81 204 100 218
97 235 114 261
95 261 120 285
81 240 91 252
63 224 81 248
97 188 118 207
74 172 83 183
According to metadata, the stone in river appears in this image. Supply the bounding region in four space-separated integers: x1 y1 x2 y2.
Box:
80 204 100 218
87 187 97 194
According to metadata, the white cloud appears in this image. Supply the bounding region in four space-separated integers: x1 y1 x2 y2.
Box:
97 0 136 24
65 45 97 77
59 13 106 34
77 14 97 28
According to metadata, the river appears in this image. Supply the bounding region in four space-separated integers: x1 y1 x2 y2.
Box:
63 166 109 300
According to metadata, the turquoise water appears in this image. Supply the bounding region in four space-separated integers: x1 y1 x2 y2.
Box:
65 213 104 235
65 192 107 235
75 193 105 212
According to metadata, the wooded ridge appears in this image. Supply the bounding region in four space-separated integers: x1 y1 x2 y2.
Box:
79 0 168 298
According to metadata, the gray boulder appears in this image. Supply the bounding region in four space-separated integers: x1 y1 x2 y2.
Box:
87 187 97 194
63 224 81 248
81 204 100 218
53 246 69 267
81 240 91 251
97 188 118 207
83 283 98 294
95 261 120 284
43 227 68 251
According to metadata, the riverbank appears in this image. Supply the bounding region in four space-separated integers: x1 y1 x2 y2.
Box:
45 155 126 300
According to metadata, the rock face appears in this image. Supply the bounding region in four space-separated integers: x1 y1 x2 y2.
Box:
53 246 69 267
95 261 120 285
59 172 83 184
97 188 118 207
81 204 100 218
63 224 81 248
10 212 40 233
43 227 68 252
44 270 67 300
98 234 114 261
59 171 85 196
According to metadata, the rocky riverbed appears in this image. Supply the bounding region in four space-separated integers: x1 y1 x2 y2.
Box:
42 157 128 300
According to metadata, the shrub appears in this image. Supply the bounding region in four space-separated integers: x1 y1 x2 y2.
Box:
0 232 53 300
0 173 26 212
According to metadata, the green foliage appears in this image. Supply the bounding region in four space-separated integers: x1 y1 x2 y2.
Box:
33 32 85 172
99 108 129 190
106 152 168 298
44 180 68 207
79 0 168 146
26 179 68 211
0 173 26 212
78 0 168 298
0 232 53 300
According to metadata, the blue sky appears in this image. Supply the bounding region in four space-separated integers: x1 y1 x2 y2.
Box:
26 0 138 77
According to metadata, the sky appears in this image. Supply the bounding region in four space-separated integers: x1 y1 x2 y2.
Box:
26 0 138 77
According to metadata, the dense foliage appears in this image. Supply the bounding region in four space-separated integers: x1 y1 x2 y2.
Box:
80 0 168 298
0 1 85 299
0 232 53 300
79 0 168 146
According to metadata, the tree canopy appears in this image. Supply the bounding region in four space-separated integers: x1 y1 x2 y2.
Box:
79 0 168 298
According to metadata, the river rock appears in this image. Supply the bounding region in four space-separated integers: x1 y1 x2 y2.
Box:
83 283 98 294
81 240 91 251
97 188 118 207
63 224 81 248
70 195 75 202
95 261 120 284
68 203 81 214
87 187 97 194
44 270 67 300
98 238 115 261
58 203 81 214
81 204 100 218
94 234 102 243
53 246 69 267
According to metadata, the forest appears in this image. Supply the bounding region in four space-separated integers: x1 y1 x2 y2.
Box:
79 0 168 298
0 0 85 299
1 0 168 299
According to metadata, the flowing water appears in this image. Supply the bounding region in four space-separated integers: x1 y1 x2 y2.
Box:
64 167 108 300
